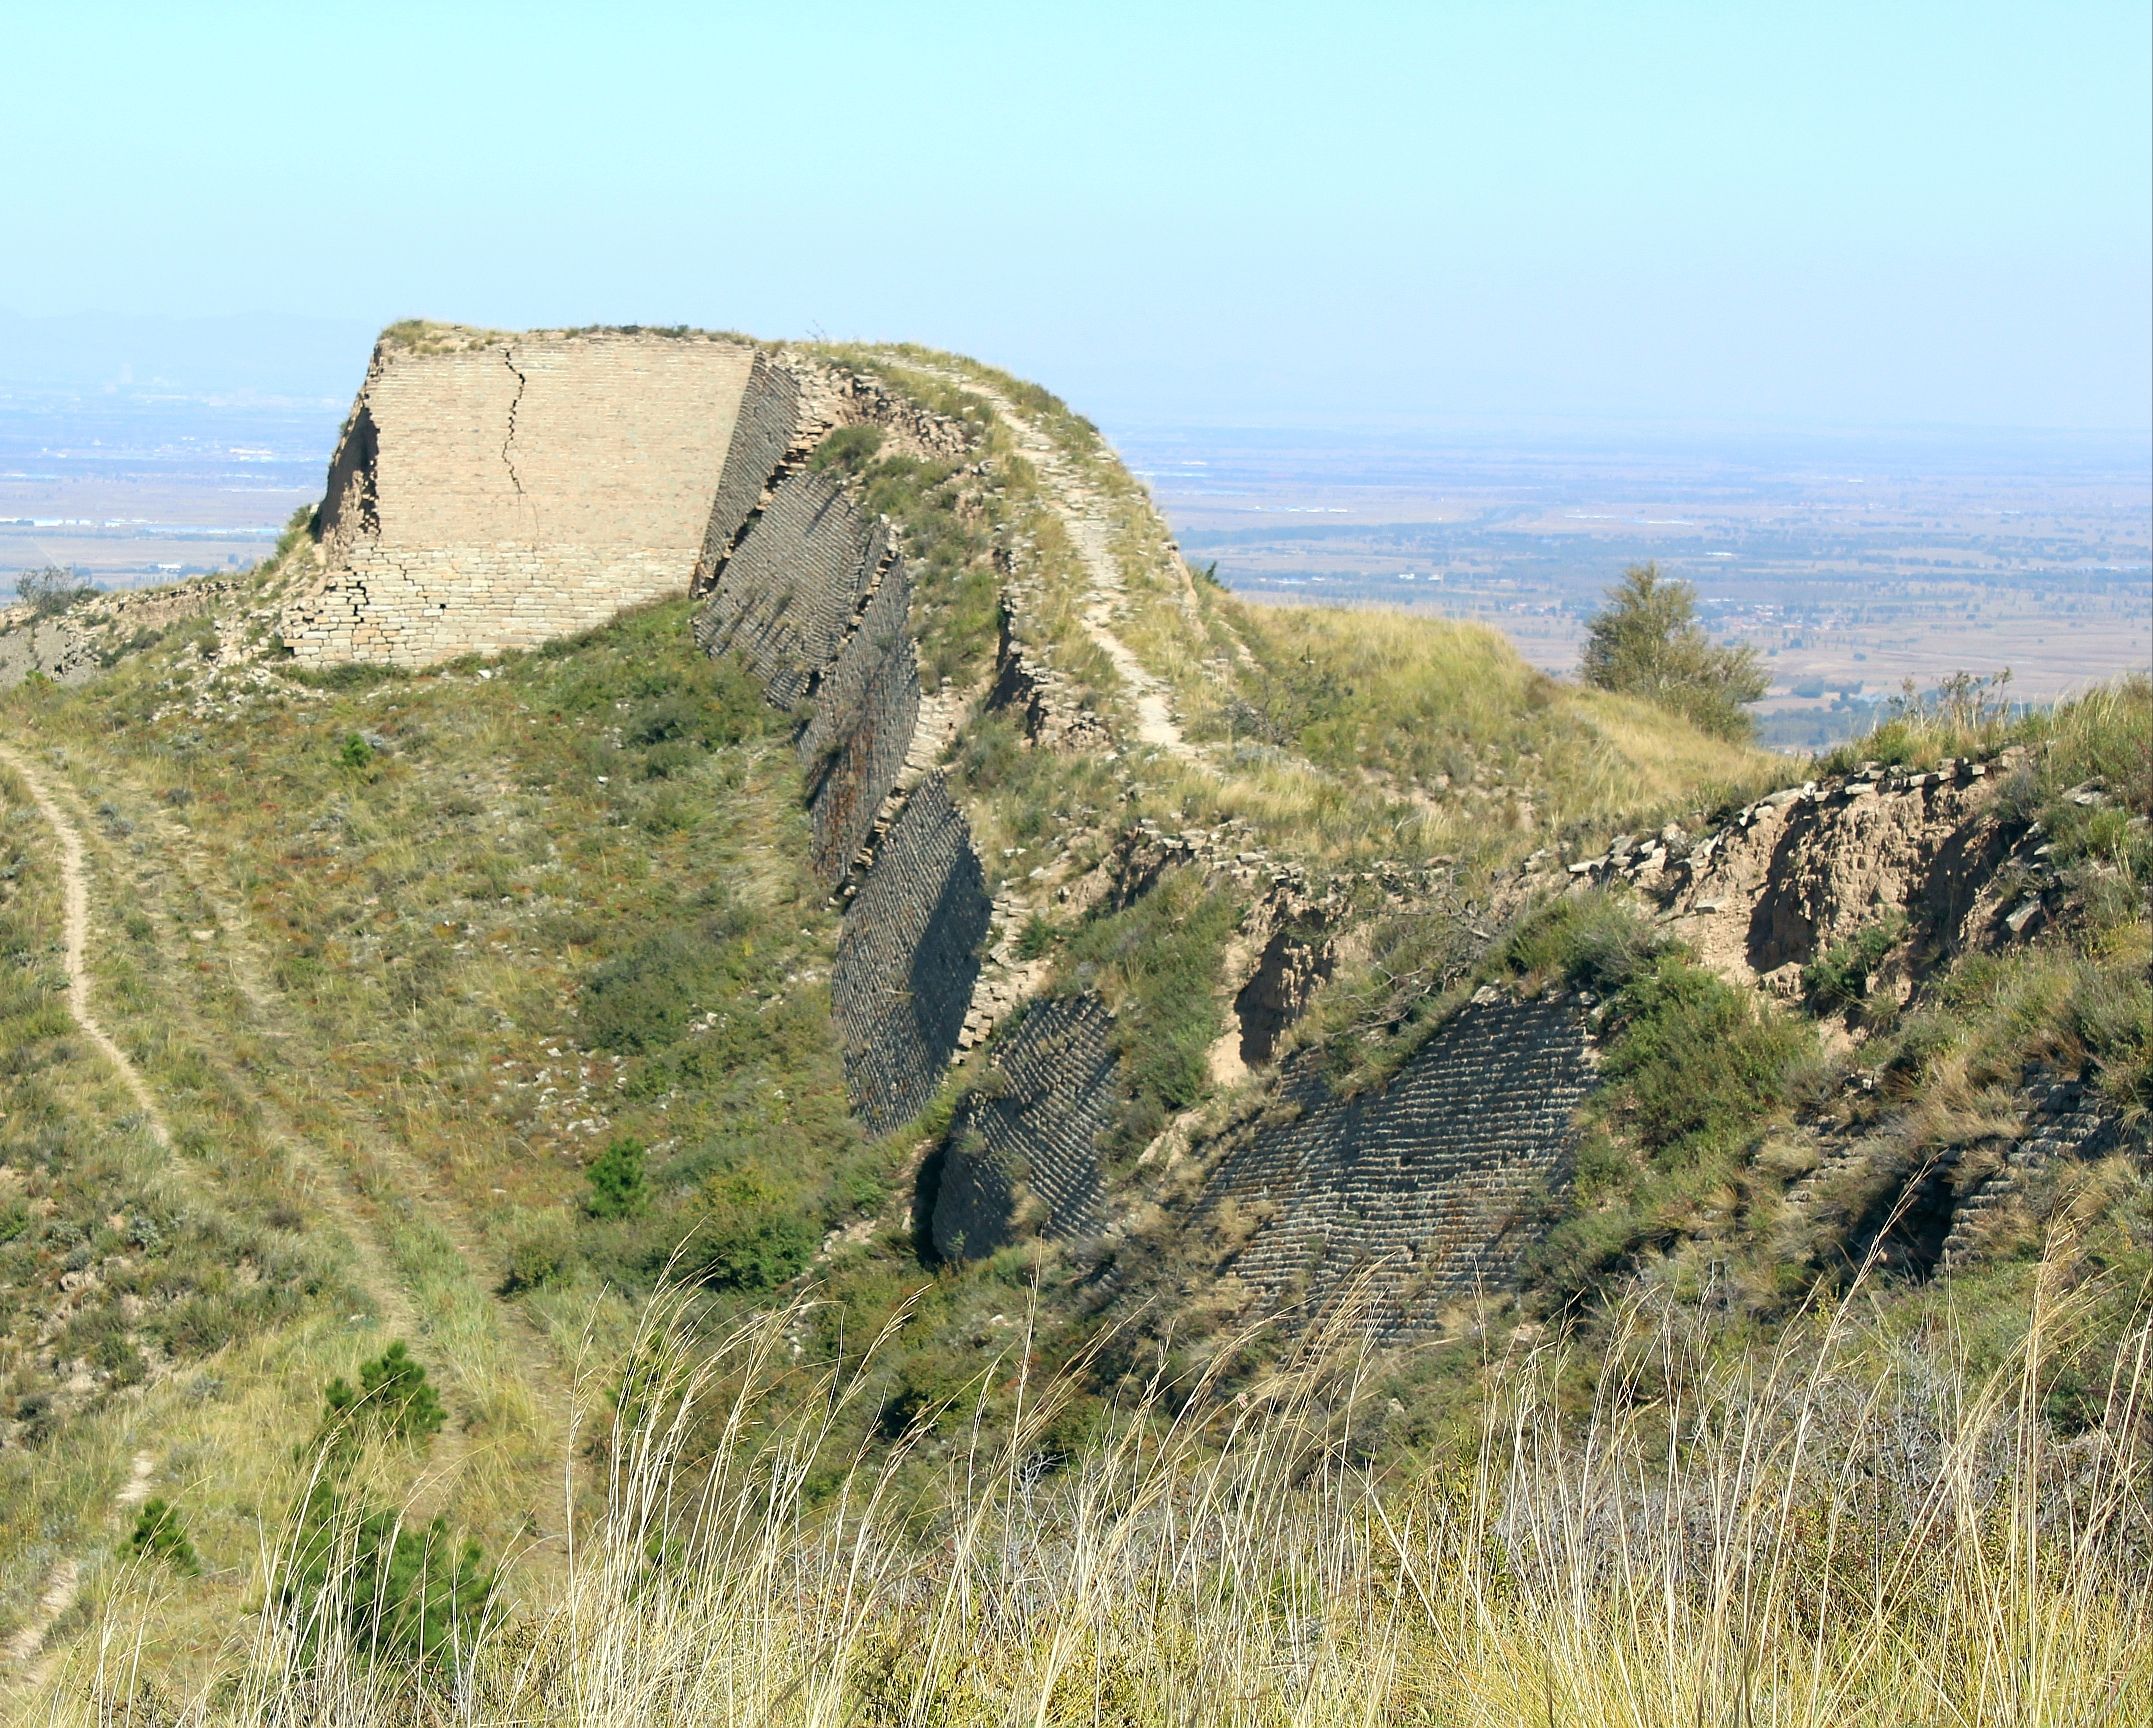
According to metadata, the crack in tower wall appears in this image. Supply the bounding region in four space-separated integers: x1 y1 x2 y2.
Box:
280 331 758 665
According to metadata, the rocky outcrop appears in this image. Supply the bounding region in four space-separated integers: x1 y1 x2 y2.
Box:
1198 990 1597 1341
1542 754 2049 998
929 991 1119 1259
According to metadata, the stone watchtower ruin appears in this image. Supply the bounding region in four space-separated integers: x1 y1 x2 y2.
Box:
283 327 774 665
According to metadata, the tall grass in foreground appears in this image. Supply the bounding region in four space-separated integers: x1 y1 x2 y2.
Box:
48 1269 2152 1726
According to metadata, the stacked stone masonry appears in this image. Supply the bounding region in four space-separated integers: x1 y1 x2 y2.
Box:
1939 1073 2148 1267
285 332 757 665
929 991 1119 1260
832 775 993 1135
694 468 890 710
662 350 992 1137
1201 991 1597 1341
801 561 922 888
693 352 803 591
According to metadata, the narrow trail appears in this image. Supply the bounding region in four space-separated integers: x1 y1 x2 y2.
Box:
103 788 573 1418
0 738 419 1341
0 747 186 1677
0 1455 153 1679
950 377 1199 759
0 736 527 1680
0 743 170 1148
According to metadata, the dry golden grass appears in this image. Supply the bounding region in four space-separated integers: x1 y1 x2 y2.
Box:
30 1261 2149 1726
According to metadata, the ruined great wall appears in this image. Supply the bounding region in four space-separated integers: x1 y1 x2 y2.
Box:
266 326 2142 1343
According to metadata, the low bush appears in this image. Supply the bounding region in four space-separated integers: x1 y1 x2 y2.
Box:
127 1496 200 1574
585 1135 647 1219
280 1481 496 1672
1802 910 1907 1014
1065 869 1243 1152
321 1341 446 1447
687 1166 818 1292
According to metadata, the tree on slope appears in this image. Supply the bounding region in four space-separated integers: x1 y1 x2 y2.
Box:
1581 562 1767 741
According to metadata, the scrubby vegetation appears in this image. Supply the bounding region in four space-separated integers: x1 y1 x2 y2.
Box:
0 342 2143 1718
32 1280 2152 1724
11 566 97 620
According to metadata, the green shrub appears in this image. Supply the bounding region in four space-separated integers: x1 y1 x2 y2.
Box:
500 1213 576 1293
580 905 754 1054
338 733 375 770
322 1341 446 1446
1500 891 1660 995
688 1167 818 1292
14 565 95 619
586 1136 647 1219
1802 911 1908 1014
128 1497 200 1574
1600 956 1812 1166
281 1481 495 1671
807 424 885 474
1014 913 1059 961
1580 563 1766 741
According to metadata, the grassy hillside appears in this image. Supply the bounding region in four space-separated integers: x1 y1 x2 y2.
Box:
0 344 2145 1719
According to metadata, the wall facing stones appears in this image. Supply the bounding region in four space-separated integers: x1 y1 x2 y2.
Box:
283 330 755 665
929 991 1119 1259
833 775 992 1135
1200 990 1596 1341
695 468 889 710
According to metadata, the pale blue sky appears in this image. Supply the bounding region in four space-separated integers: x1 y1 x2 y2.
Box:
6 0 2149 432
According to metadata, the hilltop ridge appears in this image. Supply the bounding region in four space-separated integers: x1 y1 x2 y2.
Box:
0 327 2144 1704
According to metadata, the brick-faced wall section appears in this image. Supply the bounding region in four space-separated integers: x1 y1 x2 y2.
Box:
284 332 755 665
1200 991 1596 1340
693 351 801 594
694 468 887 710
833 775 991 1135
930 992 1118 1259
802 559 921 886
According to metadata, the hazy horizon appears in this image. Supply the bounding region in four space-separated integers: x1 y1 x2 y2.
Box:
6 1 2147 438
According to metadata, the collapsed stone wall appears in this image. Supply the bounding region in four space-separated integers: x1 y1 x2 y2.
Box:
1200 990 1596 1341
1937 1070 2147 1268
1 578 244 689
929 991 1119 1259
833 775 993 1134
283 331 756 665
985 596 1110 750
1542 754 2041 997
